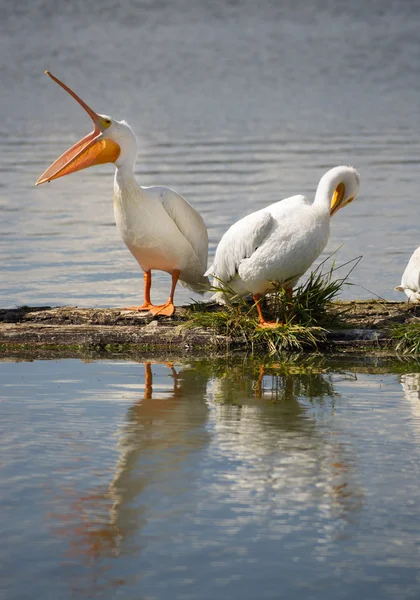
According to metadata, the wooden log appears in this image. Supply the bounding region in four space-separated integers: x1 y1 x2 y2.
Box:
0 301 418 358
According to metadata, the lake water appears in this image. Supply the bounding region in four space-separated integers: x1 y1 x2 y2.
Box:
2 357 420 599
1 0 420 306
2 2 420 598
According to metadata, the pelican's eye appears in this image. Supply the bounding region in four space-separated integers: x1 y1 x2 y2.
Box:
101 117 112 129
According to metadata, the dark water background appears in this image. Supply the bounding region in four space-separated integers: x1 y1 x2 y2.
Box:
1 0 420 306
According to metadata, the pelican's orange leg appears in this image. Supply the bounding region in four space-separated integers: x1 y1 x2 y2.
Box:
123 271 154 312
255 365 265 397
253 294 282 328
149 270 180 317
143 362 153 399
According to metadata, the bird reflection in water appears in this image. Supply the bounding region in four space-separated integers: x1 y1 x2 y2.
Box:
51 361 210 565
401 372 420 440
107 361 210 552
209 363 364 532
49 360 364 596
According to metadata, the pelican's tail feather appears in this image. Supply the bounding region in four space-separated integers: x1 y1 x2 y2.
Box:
181 273 211 295
395 285 420 303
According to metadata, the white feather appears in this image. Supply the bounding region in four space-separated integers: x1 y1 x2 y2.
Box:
395 247 420 303
160 188 208 274
206 210 274 283
207 167 360 303
107 120 209 295
36 75 210 309
114 181 209 294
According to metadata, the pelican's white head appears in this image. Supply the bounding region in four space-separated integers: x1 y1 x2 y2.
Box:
314 165 360 217
99 116 138 172
36 72 137 185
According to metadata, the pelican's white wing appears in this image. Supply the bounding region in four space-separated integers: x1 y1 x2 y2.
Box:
207 195 309 283
265 194 310 217
396 247 420 302
206 209 274 283
160 188 209 271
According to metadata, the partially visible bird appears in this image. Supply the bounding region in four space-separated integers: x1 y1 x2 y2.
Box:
36 71 209 316
206 166 360 326
395 247 420 303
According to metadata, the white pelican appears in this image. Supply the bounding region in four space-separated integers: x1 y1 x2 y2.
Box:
36 72 209 316
206 166 360 326
395 247 420 303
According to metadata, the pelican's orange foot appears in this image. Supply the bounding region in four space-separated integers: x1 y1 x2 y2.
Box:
257 321 283 328
122 303 153 312
149 302 175 317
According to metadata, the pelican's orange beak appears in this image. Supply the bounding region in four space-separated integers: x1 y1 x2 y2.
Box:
36 72 120 186
330 182 345 217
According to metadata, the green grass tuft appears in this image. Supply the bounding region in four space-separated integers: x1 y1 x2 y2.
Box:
252 322 327 353
389 320 420 354
187 252 361 355
266 253 362 327
186 300 326 353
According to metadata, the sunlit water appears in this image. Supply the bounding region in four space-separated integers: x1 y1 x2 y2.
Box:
2 0 420 306
2 358 420 599
2 3 420 596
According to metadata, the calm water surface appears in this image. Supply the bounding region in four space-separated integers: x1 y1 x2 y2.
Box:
2 358 420 599
1 0 420 306
2 3 420 598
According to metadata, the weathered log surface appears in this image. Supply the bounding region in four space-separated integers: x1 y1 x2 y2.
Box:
0 301 418 358
0 305 222 355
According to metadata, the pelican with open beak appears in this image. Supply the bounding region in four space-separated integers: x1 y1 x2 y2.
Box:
37 72 209 316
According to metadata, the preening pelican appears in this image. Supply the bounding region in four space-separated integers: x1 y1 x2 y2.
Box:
36 72 209 316
395 247 420 303
206 166 360 326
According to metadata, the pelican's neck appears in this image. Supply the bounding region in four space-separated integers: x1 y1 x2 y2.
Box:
115 161 136 184
313 168 344 212
114 161 142 199
113 131 139 192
